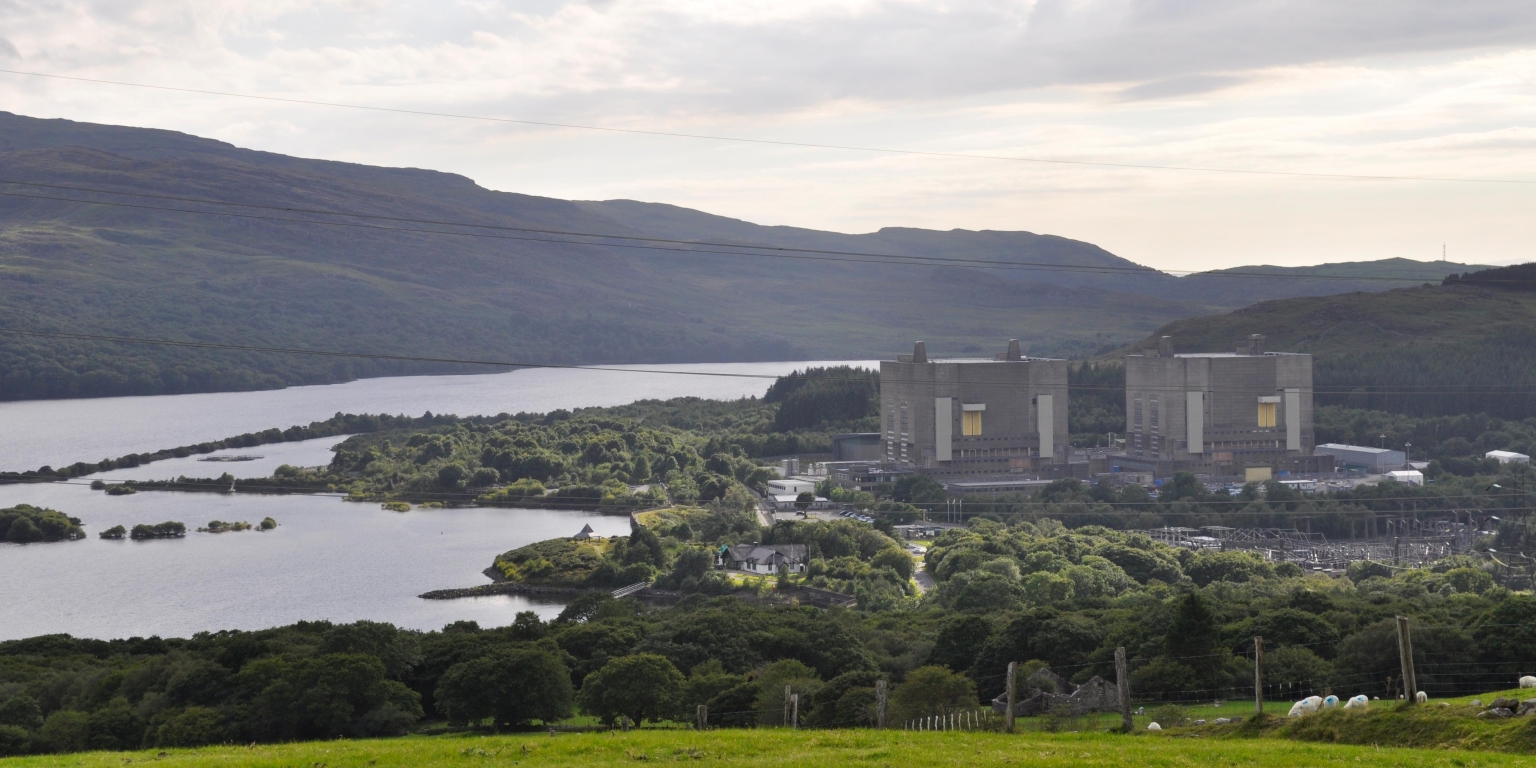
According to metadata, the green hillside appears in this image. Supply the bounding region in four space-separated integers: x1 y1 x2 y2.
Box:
0 111 1484 401
1125 280 1536 418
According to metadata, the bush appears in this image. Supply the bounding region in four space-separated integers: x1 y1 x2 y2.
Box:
576 654 684 726
435 648 574 727
153 706 234 747
0 724 29 757
890 666 977 722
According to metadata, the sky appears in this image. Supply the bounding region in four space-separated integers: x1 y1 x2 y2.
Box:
0 0 1532 271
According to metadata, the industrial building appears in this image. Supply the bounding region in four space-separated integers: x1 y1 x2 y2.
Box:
1121 335 1324 477
1315 444 1407 473
1487 450 1531 465
880 340 1069 477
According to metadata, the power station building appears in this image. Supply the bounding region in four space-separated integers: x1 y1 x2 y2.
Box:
1122 335 1325 476
880 340 1069 477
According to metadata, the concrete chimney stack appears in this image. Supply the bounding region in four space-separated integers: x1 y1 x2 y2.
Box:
1158 336 1173 357
1248 334 1266 356
1006 339 1022 361
912 341 928 364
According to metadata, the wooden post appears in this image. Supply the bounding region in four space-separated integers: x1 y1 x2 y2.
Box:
791 693 799 729
1253 636 1264 715
876 680 888 729
621 715 630 732
1005 661 1018 733
1396 616 1418 702
1114 647 1131 733
784 684 793 727
1393 536 1401 565
697 704 707 731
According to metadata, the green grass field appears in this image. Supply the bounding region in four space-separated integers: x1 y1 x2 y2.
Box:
6 690 1533 767
2 727 1529 768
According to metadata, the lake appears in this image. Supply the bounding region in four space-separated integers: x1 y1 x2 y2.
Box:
0 361 869 641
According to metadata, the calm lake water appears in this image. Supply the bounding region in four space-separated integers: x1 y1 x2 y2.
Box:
0 361 869 641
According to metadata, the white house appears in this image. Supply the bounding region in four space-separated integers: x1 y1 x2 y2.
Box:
1486 450 1531 465
767 478 818 496
719 543 808 574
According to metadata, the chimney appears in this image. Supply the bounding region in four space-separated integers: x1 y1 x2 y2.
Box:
1158 336 1173 357
1248 334 1266 356
1006 339 1022 361
912 341 928 364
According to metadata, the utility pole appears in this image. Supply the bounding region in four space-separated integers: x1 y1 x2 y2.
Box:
1397 616 1418 702
1115 647 1131 733
1253 637 1264 715
876 680 888 728
1005 661 1017 733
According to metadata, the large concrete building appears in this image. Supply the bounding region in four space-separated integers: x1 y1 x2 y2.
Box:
880 340 1069 476
1123 335 1321 475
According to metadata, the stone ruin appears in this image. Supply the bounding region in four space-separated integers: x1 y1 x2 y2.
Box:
990 666 1122 716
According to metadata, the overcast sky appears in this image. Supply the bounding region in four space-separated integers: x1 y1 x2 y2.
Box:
1 0 1532 270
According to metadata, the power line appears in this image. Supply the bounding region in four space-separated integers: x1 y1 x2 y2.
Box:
2 67 1533 186
0 184 1489 283
7 327 1536 396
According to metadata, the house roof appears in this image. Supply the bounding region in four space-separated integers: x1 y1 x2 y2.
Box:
724 543 808 565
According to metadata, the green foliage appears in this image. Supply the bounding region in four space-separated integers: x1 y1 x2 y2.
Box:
576 654 685 726
0 505 84 543
763 366 879 432
434 647 574 727
128 521 185 539
890 665 977 722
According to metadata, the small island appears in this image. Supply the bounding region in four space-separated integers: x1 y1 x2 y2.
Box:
129 521 187 540
1 504 86 543
200 520 253 533
99 525 127 540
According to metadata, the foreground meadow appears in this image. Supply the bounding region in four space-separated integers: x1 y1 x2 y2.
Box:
2 726 1532 768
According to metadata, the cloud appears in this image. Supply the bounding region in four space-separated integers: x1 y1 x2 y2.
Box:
0 36 18 59
1116 74 1251 101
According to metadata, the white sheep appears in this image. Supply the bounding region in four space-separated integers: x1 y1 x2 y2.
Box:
1322 695 1340 708
1147 722 1162 731
1520 676 1536 689
1344 695 1368 710
1415 691 1428 703
1288 696 1323 717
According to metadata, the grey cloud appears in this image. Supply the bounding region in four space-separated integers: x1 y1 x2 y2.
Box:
1116 74 1250 101
0 36 18 59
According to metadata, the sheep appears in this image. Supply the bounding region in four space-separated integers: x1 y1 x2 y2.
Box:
1520 676 1536 689
1344 695 1369 710
1415 691 1428 703
1288 696 1323 717
1322 695 1340 709
1147 722 1162 731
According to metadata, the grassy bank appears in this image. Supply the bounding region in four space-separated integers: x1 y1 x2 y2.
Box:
3 727 1530 768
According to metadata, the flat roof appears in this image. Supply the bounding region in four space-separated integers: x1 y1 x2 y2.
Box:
1316 443 1400 454
888 357 1064 363
1128 352 1308 358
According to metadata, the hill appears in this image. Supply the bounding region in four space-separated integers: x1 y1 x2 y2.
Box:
0 111 1482 401
1123 277 1536 418
1167 257 1478 305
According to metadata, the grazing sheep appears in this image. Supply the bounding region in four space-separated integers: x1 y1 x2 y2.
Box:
1322 695 1340 708
1520 676 1536 689
1288 696 1323 717
1415 691 1428 703
1147 722 1162 731
1344 695 1368 710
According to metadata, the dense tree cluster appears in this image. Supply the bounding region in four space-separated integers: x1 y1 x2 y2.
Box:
0 505 84 543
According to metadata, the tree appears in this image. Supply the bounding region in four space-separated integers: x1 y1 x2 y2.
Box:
576 654 684 726
927 615 994 672
890 666 977 722
892 475 947 506
870 548 914 582
795 491 815 516
1164 592 1220 658
435 648 574 727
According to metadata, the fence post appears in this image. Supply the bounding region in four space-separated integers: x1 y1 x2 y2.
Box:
1396 616 1418 702
621 715 630 732
1115 646 1131 733
876 680 888 729
697 704 707 731
1253 636 1264 715
792 693 799 729
785 684 793 726
1006 661 1017 733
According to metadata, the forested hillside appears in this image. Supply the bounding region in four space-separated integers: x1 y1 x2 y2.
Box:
1122 272 1536 419
0 111 1478 401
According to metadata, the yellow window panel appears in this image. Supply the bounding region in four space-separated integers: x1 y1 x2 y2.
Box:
962 410 983 436
1257 402 1276 428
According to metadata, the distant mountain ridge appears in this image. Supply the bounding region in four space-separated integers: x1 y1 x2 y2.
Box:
0 110 1487 401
